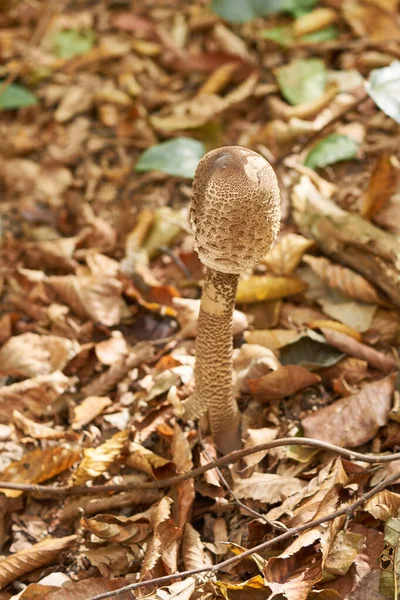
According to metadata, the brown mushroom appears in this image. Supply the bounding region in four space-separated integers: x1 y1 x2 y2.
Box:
189 146 281 454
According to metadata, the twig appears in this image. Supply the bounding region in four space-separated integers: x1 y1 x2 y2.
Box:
86 468 400 600
199 438 288 531
1 437 400 496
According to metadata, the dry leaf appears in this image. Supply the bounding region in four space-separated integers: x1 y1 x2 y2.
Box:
71 430 129 485
364 490 400 521
303 255 382 305
80 511 152 544
248 365 321 401
12 410 66 440
173 297 248 338
362 153 397 219
262 234 314 275
0 372 71 421
71 396 112 429
0 446 81 498
0 333 79 378
244 329 299 350
46 577 134 600
233 472 305 504
237 276 306 304
302 376 395 447
308 320 362 341
321 327 397 373
48 274 123 326
126 441 177 479
182 523 212 571
0 536 77 590
94 335 128 365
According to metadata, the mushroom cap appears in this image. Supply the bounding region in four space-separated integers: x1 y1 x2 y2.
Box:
190 146 281 274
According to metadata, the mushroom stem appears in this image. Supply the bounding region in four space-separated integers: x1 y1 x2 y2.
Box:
195 267 241 454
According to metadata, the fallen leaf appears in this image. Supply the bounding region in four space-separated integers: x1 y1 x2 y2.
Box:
0 446 81 497
302 376 395 447
244 328 299 350
0 83 38 110
81 511 152 544
71 396 112 429
305 134 359 170
303 255 382 305
275 58 327 106
233 472 306 504
12 410 66 440
182 523 212 571
262 233 314 275
362 153 397 219
71 430 129 485
135 138 205 179
0 333 79 378
46 577 134 600
321 327 397 373
0 536 77 590
248 365 321 401
364 490 400 521
126 441 177 479
280 331 344 370
237 275 306 304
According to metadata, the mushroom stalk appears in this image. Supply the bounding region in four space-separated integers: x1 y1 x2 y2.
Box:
195 268 241 455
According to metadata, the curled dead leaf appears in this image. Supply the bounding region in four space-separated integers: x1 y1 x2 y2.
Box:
71 430 129 485
126 441 177 479
237 275 306 304
71 396 112 429
248 365 321 401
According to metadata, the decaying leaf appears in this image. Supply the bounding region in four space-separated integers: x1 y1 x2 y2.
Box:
302 376 395 447
126 441 177 479
81 510 152 544
261 234 314 276
244 328 299 350
248 365 321 401
0 536 77 590
362 153 397 219
0 333 79 378
71 430 129 485
365 490 400 521
12 410 67 440
71 396 112 429
233 472 306 504
0 446 81 498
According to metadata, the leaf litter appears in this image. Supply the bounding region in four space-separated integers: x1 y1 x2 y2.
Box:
1 0 400 598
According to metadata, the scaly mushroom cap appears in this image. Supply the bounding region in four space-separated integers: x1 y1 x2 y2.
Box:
190 146 280 275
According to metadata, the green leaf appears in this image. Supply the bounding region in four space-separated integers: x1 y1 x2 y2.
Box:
53 29 95 59
280 330 344 370
301 25 339 42
135 137 205 179
275 58 327 105
380 518 400 598
210 0 317 23
365 60 400 125
0 82 38 110
261 26 294 46
304 134 359 170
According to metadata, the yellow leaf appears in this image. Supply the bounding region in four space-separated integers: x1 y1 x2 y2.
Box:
126 441 177 479
244 329 299 350
308 320 362 341
237 276 306 304
71 430 129 485
262 234 314 275
0 446 81 498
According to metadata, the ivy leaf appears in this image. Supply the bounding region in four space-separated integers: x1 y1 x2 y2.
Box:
304 134 359 170
210 0 317 23
275 58 327 105
53 29 95 59
0 82 38 110
365 60 400 125
135 137 206 179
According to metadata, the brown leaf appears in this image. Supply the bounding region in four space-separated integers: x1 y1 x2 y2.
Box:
264 542 322 600
233 473 305 504
0 333 79 378
71 430 129 485
80 511 152 544
47 274 123 326
302 376 395 447
321 327 397 373
126 441 177 480
0 536 77 590
182 523 212 571
46 577 134 600
364 490 400 521
94 335 128 365
237 275 306 304
82 545 139 578
362 154 397 219
0 372 71 421
0 446 81 498
12 410 67 440
172 423 195 532
71 396 112 429
303 255 382 305
318 357 368 388
262 233 314 275
248 365 321 401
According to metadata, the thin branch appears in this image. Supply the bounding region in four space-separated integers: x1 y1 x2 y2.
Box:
86 468 400 600
1 437 400 496
199 438 288 531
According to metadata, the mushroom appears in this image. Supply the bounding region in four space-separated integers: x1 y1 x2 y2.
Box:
189 146 281 454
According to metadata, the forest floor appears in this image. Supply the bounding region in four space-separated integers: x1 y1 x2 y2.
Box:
1 0 400 599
